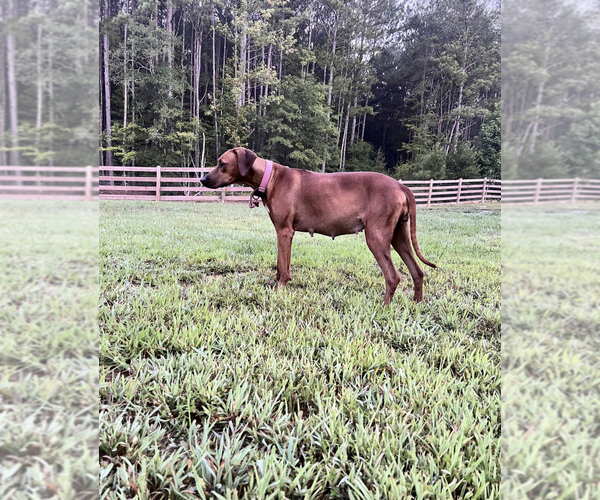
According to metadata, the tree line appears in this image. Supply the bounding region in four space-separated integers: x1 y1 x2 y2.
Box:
0 0 500 179
0 0 97 167
99 0 500 179
502 0 600 179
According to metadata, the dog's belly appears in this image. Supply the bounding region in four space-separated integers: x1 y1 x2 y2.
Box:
293 217 365 238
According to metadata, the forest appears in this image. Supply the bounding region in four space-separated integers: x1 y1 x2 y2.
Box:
4 0 600 180
96 0 500 179
2 0 501 179
502 0 600 179
0 0 98 167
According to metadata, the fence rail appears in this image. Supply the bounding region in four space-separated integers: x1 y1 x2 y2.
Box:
0 166 99 200
97 166 501 205
3 166 599 206
501 178 600 204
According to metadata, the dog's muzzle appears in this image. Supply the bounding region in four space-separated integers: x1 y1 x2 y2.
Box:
200 175 217 189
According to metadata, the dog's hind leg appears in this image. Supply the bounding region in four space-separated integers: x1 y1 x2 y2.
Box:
365 226 400 305
392 221 424 302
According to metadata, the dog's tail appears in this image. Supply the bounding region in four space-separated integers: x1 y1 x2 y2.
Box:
399 183 437 269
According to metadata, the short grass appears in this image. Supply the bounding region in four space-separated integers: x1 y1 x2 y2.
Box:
502 203 600 499
100 201 500 499
0 201 98 499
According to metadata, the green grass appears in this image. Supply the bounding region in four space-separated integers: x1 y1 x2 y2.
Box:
502 203 600 499
0 201 98 499
100 201 500 499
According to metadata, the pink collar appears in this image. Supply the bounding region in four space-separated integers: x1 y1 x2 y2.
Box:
258 160 273 194
249 159 273 209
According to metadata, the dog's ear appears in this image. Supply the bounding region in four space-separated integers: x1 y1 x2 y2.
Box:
234 147 257 177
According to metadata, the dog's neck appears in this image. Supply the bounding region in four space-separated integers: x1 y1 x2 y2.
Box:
244 158 275 191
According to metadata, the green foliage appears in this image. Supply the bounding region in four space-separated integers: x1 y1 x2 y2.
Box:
343 141 387 174
503 0 600 178
517 143 568 180
100 201 500 499
446 143 481 179
396 146 446 181
475 106 501 179
397 141 486 181
500 143 518 180
562 106 600 178
262 76 335 170
392 0 499 175
90 0 499 179
1 0 98 166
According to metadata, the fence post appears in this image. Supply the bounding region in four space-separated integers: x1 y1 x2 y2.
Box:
156 165 161 201
85 165 93 201
481 177 488 202
571 177 580 203
456 178 463 204
220 187 225 203
427 179 433 206
533 177 542 204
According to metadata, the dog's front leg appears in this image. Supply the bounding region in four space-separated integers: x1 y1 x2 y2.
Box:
275 227 294 288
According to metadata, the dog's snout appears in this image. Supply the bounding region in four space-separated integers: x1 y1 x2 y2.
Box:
200 175 207 185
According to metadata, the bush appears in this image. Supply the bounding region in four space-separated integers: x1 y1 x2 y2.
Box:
517 142 567 179
395 146 446 180
446 143 481 179
344 142 388 174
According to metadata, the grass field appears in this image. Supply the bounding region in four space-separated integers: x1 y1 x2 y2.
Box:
502 203 600 499
99 201 500 499
0 201 98 499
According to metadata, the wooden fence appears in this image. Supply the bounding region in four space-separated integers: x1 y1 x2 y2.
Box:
501 178 600 204
4 166 599 206
402 177 500 205
98 166 501 205
0 166 99 200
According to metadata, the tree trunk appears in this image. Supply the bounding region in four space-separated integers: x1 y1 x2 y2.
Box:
123 19 128 129
6 0 20 168
99 34 104 168
278 46 283 82
212 8 220 155
247 45 251 105
260 44 265 113
516 118 535 158
181 12 185 110
155 0 158 65
449 80 464 154
239 22 247 107
35 20 43 166
340 102 350 170
321 16 338 172
528 80 546 154
167 1 173 98
350 96 358 146
0 10 7 167
222 36 227 98
131 21 135 130
103 0 113 168
264 43 272 116
304 14 313 77
195 26 202 169
361 97 368 142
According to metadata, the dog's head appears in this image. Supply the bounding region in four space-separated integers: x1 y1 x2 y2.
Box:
200 148 257 189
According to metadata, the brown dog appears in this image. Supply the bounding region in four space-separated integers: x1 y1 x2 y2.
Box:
200 147 436 304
